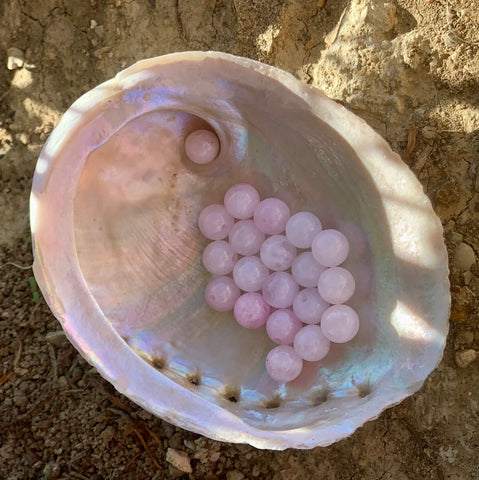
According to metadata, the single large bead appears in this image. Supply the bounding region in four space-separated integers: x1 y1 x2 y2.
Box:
291 252 325 287
260 235 297 271
293 325 330 362
229 219 265 256
253 198 290 235
285 211 322 249
311 229 349 267
202 240 238 275
317 267 355 304
266 309 303 345
184 129 220 164
266 345 303 383
224 183 260 219
205 276 240 312
262 272 299 309
321 304 360 343
198 204 234 240
232 256 269 292
292 288 329 324
234 292 271 329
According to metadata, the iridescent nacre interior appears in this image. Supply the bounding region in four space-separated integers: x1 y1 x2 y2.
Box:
31 52 449 448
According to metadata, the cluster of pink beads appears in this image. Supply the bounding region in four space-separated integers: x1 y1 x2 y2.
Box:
199 183 359 384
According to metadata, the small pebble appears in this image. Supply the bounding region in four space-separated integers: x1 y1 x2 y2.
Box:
7 47 24 70
453 242 476 271
455 349 477 368
166 448 193 474
45 331 67 348
227 471 245 480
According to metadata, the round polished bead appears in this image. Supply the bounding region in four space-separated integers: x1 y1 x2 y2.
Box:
291 252 325 287
253 198 290 235
266 345 303 383
293 325 330 362
224 183 260 220
184 129 220 164
292 288 329 325
232 256 269 292
260 235 297 271
205 276 240 312
266 309 303 345
234 292 271 329
317 267 355 304
198 204 234 241
311 229 349 267
262 272 299 309
229 219 265 256
321 304 360 343
285 211 322 249
202 240 238 275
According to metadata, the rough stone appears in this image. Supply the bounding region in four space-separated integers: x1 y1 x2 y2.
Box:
7 47 24 70
455 349 477 368
454 242 476 271
166 448 193 474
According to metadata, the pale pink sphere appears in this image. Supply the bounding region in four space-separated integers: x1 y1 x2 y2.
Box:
260 235 297 271
285 211 322 249
228 220 265 256
266 309 303 345
262 272 299 309
232 256 269 292
234 292 271 329
317 267 356 304
321 304 360 343
293 325 331 362
292 288 329 325
184 129 220 164
198 204 234 241
291 252 326 288
224 183 260 220
202 240 238 275
311 229 350 267
205 276 240 312
253 198 291 235
266 345 303 383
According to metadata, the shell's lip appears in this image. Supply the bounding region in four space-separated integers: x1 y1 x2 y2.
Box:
30 51 450 450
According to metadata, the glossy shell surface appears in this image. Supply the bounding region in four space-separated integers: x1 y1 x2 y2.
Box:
30 51 450 450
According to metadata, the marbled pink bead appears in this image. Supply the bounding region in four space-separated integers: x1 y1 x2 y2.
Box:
205 276 240 312
317 267 355 304
262 272 299 309
202 240 238 275
224 183 260 220
266 345 303 383
292 288 329 325
253 198 290 235
234 292 271 329
293 325 330 362
291 252 325 287
198 204 234 240
260 235 297 271
228 219 265 256
321 304 360 343
184 129 220 164
232 256 269 292
285 211 322 249
311 229 350 267
266 309 303 345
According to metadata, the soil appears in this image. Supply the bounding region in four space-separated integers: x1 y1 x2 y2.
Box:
1 0 478 479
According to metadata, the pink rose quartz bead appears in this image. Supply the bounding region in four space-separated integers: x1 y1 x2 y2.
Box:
262 272 299 309
198 204 234 241
292 288 329 325
311 229 350 267
317 267 356 304
291 252 326 287
293 325 331 362
228 219 265 256
321 304 360 343
259 235 297 271
285 211 322 249
266 309 303 345
202 240 238 276
224 183 260 220
234 292 271 329
232 256 269 292
266 345 303 383
253 198 291 235
205 276 240 312
184 129 220 164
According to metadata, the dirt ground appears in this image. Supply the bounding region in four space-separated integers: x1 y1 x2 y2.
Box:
0 0 478 478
